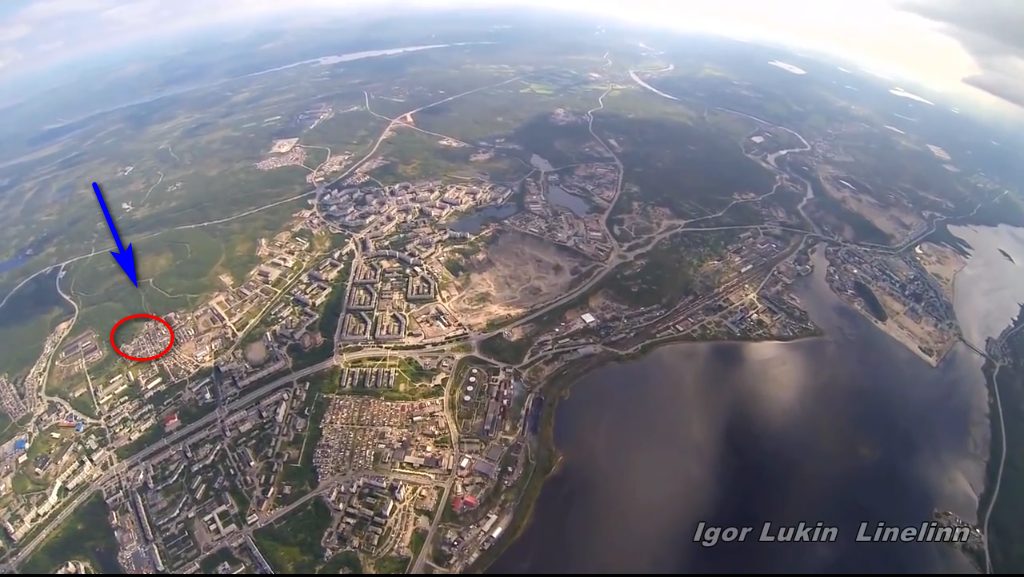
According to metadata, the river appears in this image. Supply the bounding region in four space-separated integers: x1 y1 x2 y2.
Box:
487 226 1024 572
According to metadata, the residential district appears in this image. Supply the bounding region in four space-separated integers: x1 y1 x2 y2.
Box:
0 105 984 574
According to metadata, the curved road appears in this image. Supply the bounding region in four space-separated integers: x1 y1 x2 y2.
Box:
36 265 94 420
981 322 1024 574
9 57 1017 574
631 63 1019 575
0 74 528 319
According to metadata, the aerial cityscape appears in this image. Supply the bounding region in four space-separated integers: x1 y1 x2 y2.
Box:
0 6 1023 575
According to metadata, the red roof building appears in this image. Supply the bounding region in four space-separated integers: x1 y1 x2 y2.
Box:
163 413 180 430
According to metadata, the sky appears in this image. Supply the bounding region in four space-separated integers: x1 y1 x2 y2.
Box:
0 0 1022 115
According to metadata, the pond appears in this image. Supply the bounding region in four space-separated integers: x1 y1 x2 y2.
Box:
548 185 591 216
447 204 519 234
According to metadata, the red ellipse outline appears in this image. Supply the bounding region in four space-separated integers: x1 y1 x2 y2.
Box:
110 313 175 362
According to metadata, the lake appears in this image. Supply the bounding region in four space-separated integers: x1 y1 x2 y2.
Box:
447 205 519 234
487 226 1024 573
548 185 591 216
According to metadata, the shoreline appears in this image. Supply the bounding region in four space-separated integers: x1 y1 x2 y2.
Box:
847 301 956 369
977 357 1002 571
976 308 1024 573
469 307 989 573
467 330 822 573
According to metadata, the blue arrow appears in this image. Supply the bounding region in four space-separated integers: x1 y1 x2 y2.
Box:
92 182 138 287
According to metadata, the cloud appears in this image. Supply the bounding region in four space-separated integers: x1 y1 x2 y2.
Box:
100 0 162 25
900 0 1024 55
0 47 23 69
0 24 30 42
899 0 1024 108
20 0 117 20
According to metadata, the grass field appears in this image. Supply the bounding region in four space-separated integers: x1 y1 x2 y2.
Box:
278 369 337 502
198 547 243 573
374 555 412 574
413 75 605 145
0 411 13 442
0 268 73 377
0 38 595 382
2 25 1001 390
319 550 363 574
21 494 123 574
254 497 334 573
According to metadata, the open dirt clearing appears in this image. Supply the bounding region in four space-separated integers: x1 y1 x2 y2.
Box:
915 242 967 302
447 231 587 329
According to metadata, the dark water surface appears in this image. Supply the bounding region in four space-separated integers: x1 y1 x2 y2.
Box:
548 185 591 216
489 248 987 573
448 204 519 234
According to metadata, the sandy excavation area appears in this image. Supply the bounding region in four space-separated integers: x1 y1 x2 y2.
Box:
869 289 956 367
914 242 967 302
447 231 588 329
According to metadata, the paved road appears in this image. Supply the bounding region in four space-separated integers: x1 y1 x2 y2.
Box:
9 345 463 570
252 473 355 529
3 486 92 571
4 358 336 570
409 353 463 574
0 189 320 317
0 73 527 335
126 345 460 468
981 322 1024 574
14 58 1012 575
8 341 475 570
31 265 91 420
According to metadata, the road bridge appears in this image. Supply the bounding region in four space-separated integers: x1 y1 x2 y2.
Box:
960 336 993 362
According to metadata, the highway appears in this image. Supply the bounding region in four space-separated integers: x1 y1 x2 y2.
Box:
32 264 91 420
124 359 336 467
462 63 631 351
244 474 355 532
125 343 460 468
12 57 1018 576
4 357 332 570
1 72 544 571
8 344 464 571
